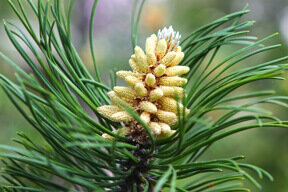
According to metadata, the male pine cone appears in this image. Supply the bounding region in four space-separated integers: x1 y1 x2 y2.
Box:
97 26 190 140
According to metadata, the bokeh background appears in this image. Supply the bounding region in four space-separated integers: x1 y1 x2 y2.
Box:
0 0 287 191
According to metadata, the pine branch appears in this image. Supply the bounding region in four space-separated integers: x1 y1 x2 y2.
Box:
0 0 287 191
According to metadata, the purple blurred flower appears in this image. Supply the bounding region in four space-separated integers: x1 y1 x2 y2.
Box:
75 0 132 46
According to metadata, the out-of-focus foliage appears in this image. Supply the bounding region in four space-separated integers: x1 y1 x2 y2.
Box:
171 1 288 192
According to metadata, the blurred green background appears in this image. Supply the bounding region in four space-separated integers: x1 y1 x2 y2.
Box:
0 0 288 191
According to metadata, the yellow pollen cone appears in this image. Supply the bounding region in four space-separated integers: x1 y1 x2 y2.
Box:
157 129 176 139
163 130 176 137
146 37 157 53
137 54 149 73
169 52 184 66
135 46 149 73
156 110 177 125
145 73 156 87
102 127 130 140
149 122 161 135
159 122 171 135
102 133 113 140
100 27 188 140
160 51 176 66
159 76 187 86
150 34 157 41
135 83 148 97
116 127 130 137
140 112 151 124
107 91 116 97
129 58 140 72
97 105 122 119
146 34 158 65
107 91 119 103
146 52 157 66
131 54 136 60
135 46 145 57
159 97 184 113
139 101 157 114
156 39 167 59
125 76 142 88
149 88 163 101
111 111 133 123
160 86 184 98
154 64 166 77
116 71 141 79
113 86 136 100
165 66 190 76
107 91 132 107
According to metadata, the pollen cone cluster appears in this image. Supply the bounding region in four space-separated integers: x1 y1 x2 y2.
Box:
98 26 190 140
